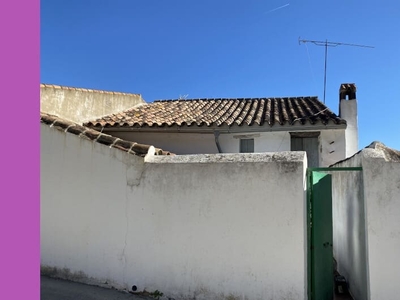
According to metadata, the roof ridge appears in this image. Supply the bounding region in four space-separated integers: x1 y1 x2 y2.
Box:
153 96 319 102
85 96 345 129
40 112 173 156
40 83 141 97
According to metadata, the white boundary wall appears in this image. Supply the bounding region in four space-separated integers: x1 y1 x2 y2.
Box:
362 146 400 300
332 143 400 300
41 123 308 300
332 154 368 300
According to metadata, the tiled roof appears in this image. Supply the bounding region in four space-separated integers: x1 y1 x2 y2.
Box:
41 112 173 156
40 83 141 97
85 97 346 128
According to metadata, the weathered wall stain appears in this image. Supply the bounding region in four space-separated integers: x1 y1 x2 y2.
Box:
40 84 145 124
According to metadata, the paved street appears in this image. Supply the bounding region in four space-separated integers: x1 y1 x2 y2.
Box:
41 276 153 300
41 275 353 300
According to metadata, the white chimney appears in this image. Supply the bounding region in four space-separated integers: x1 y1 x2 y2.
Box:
339 83 359 157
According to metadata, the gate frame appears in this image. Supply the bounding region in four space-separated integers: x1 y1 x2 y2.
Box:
306 167 362 300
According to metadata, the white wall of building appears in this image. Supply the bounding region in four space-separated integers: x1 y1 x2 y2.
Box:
41 123 308 300
109 131 291 154
108 131 220 155
109 129 346 167
219 131 291 153
319 129 346 167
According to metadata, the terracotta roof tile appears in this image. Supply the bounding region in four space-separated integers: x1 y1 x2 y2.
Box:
41 112 173 156
85 97 346 128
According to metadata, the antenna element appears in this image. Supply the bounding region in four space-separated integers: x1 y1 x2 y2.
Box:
298 38 374 103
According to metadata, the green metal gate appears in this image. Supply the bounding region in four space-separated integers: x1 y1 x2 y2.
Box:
309 171 333 300
307 167 362 300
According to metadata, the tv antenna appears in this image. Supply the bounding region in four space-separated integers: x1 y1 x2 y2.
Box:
178 94 189 100
298 38 374 103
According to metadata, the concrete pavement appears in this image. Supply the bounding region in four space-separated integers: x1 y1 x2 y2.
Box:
41 276 153 300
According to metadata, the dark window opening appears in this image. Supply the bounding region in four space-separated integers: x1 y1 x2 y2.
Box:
290 132 320 167
240 139 254 153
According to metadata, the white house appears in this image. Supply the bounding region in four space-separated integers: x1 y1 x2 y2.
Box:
84 83 359 167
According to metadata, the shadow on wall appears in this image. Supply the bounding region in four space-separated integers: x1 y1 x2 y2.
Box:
331 141 400 300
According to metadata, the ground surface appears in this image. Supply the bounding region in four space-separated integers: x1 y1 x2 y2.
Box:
41 276 153 300
334 292 354 300
41 275 354 300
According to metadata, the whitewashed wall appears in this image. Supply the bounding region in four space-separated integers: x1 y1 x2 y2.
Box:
340 99 359 158
319 129 346 167
332 143 400 300
218 131 290 153
109 129 345 167
108 131 291 154
331 155 368 300
109 131 220 155
362 147 400 300
41 123 308 300
40 84 145 124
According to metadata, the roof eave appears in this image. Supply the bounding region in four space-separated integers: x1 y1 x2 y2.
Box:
94 122 347 134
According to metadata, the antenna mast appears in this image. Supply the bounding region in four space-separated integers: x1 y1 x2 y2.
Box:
298 38 374 103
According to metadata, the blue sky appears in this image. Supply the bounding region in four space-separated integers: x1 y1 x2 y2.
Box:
41 0 400 150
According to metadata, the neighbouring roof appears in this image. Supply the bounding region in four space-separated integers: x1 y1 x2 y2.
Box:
330 141 400 166
85 97 346 129
365 141 400 162
41 112 173 156
40 83 142 97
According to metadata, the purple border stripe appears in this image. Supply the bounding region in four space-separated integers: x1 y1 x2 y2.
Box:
0 0 40 299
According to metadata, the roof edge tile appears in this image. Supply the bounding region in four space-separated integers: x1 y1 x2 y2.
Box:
40 112 173 156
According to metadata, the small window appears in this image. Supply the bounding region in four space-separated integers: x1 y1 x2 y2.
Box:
240 139 254 153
